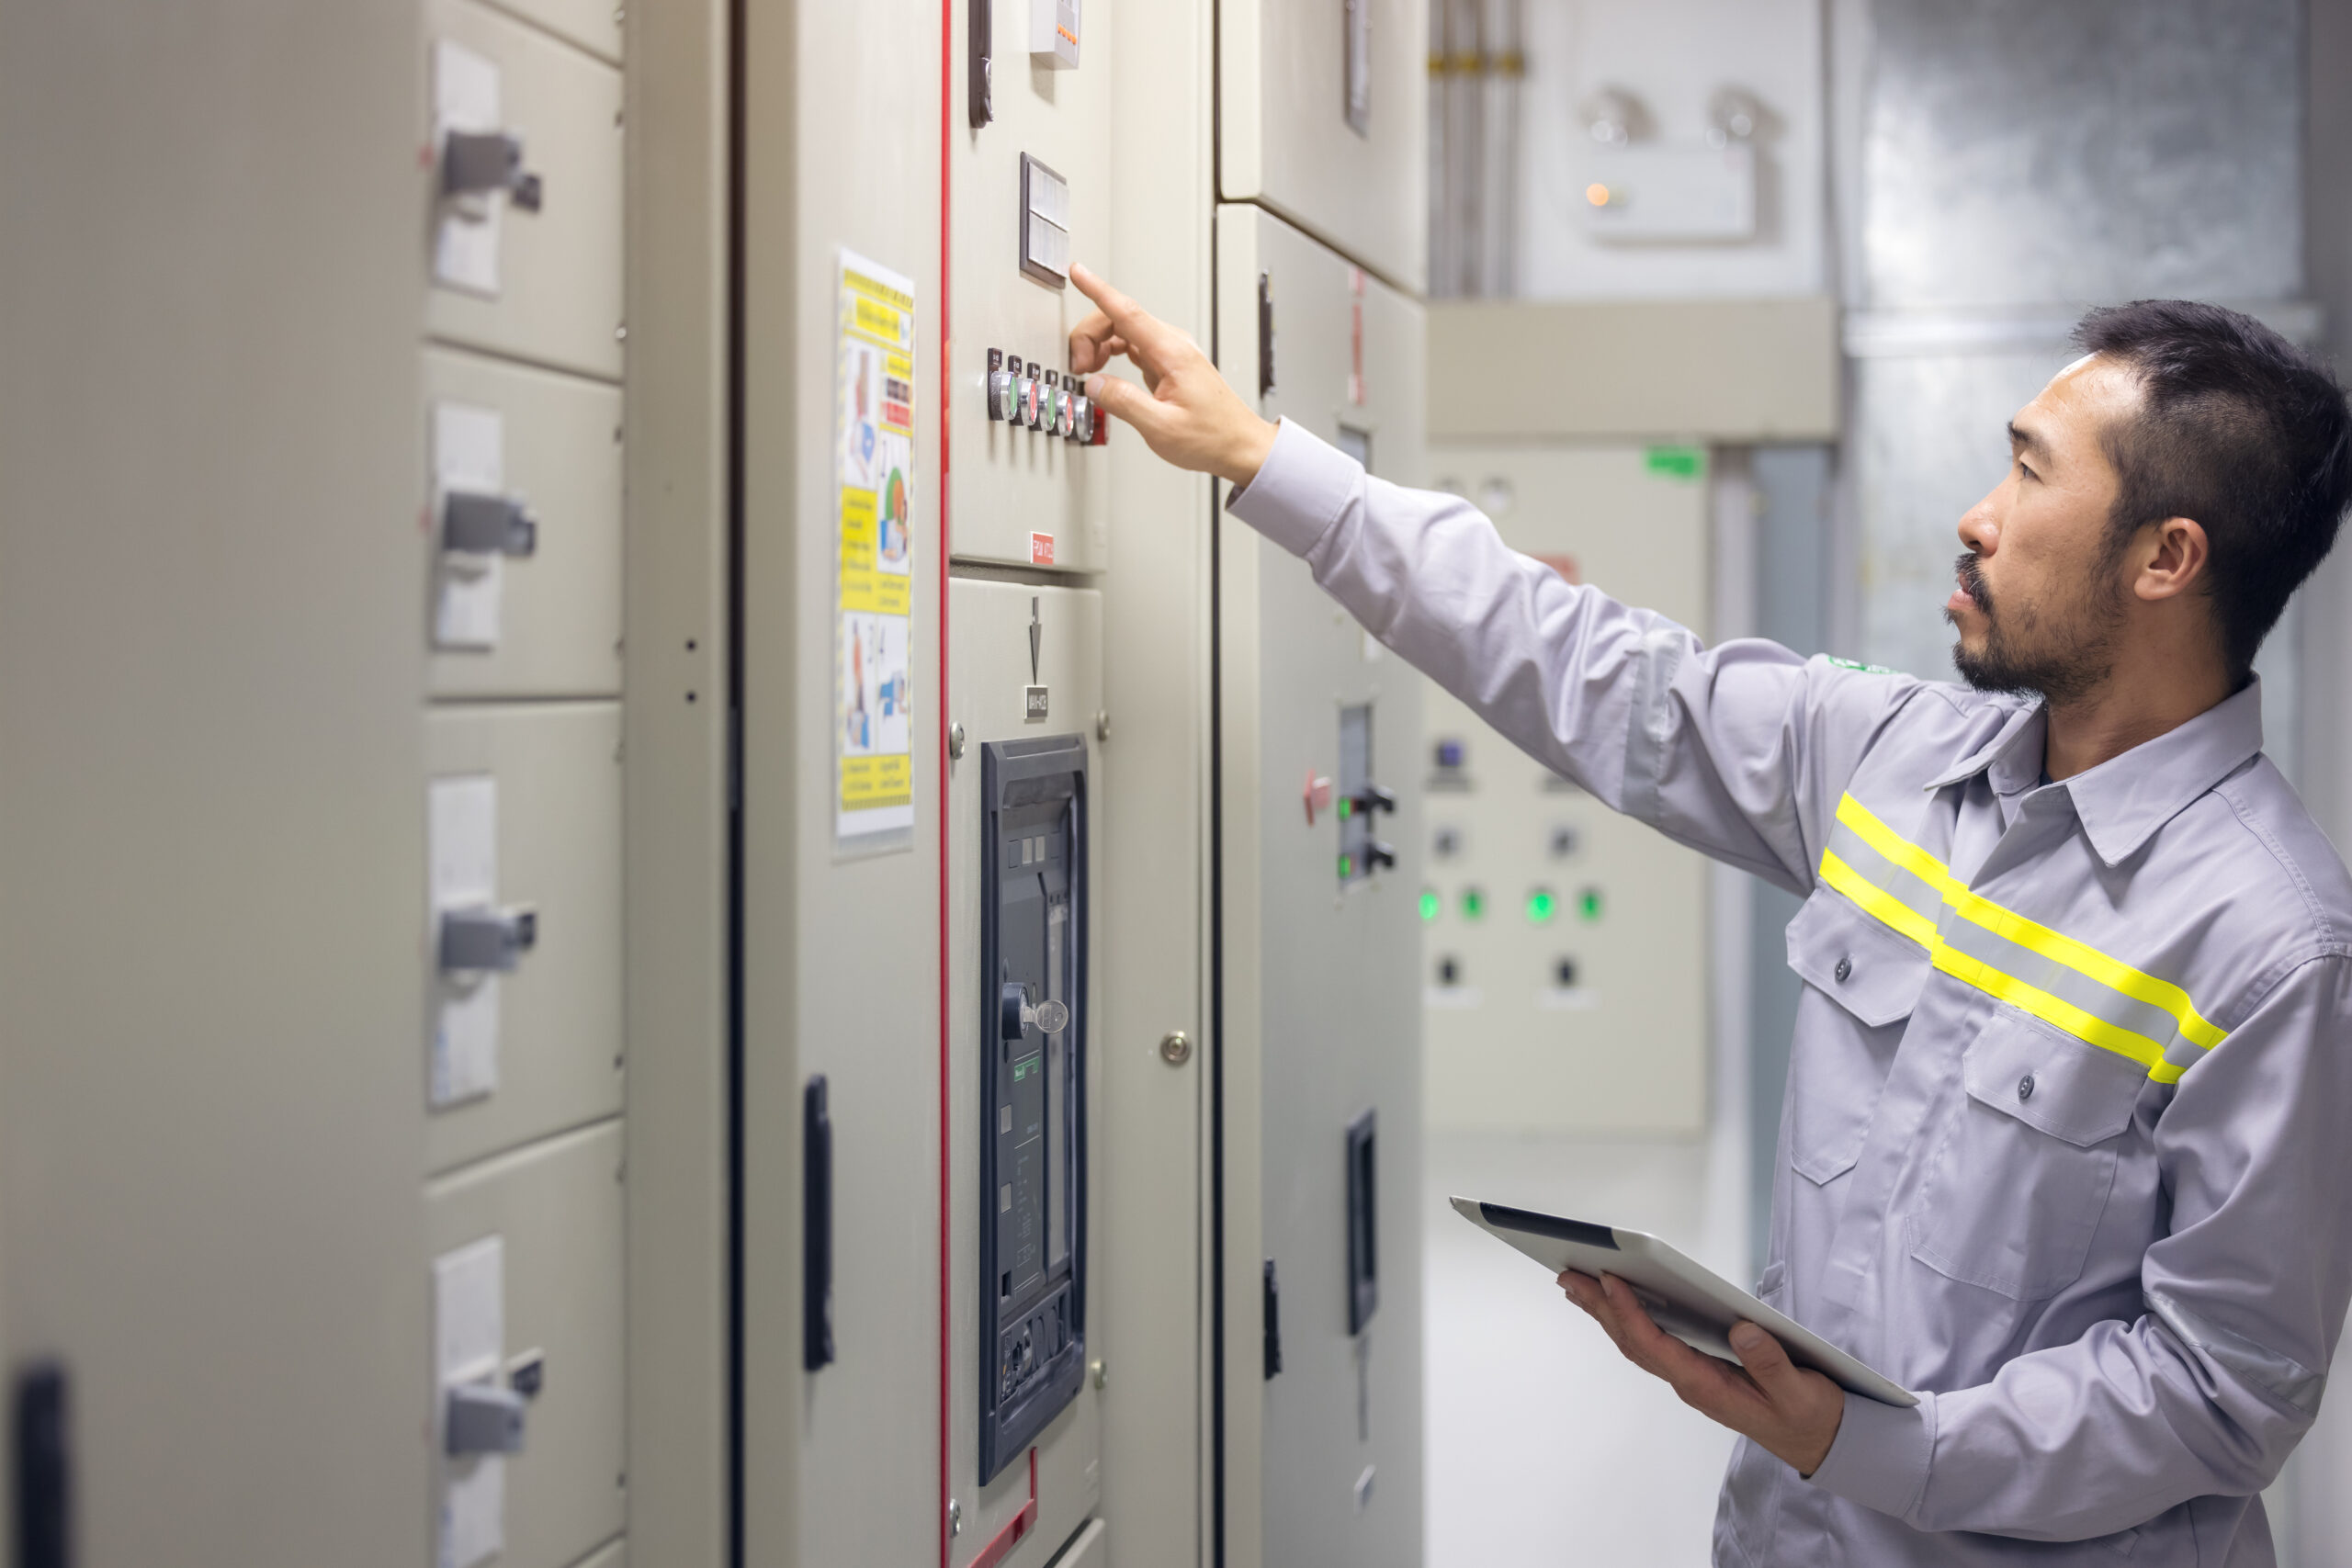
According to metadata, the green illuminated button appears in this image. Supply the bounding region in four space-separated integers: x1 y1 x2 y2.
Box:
1419 888 1441 922
1460 887 1486 920
1339 854 1355 880
1527 887 1558 923
1578 887 1604 922
1337 797 1354 820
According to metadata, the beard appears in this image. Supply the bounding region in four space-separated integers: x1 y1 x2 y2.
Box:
1946 548 2126 707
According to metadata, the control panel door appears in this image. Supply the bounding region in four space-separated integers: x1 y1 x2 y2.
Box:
946 580 1106 1568
1216 202 1426 1568
946 0 1114 573
424 702 625 1175
1219 0 1427 290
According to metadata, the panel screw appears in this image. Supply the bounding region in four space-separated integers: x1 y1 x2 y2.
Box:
1095 710 1112 742
949 722 967 760
1159 1031 1193 1066
1091 1358 1108 1389
615 322 628 342
948 1498 963 1536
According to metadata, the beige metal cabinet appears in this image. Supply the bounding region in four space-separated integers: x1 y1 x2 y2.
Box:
428 1118 627 1568
1419 444 1712 1134
491 0 623 63
425 702 625 1175
1219 0 1428 290
425 0 625 381
424 346 625 699
1216 201 1426 1568
943 0 1114 573
945 579 1106 1567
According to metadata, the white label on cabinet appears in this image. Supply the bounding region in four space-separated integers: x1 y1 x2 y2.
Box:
433 39 504 296
429 774 501 1105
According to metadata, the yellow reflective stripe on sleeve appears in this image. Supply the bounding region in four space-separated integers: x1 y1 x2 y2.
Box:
1816 792 2223 1079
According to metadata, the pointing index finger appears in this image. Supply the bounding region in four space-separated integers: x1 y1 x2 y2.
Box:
1069 263 1176 373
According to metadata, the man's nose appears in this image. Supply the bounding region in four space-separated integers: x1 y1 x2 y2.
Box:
1957 489 2000 556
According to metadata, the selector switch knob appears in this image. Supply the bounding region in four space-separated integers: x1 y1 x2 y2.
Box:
439 905 538 974
1365 840 1397 872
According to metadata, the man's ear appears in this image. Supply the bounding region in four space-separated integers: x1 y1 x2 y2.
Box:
2134 516 2210 604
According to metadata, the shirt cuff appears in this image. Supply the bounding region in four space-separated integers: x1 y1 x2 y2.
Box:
1806 1390 1937 1522
1225 416 1361 558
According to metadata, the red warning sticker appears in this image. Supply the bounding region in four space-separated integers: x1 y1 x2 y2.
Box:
1030 532 1056 566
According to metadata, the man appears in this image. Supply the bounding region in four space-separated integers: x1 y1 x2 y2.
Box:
1068 260 2352 1564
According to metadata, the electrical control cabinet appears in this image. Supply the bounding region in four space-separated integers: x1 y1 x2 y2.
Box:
1216 200 1426 1568
949 0 1114 572
1219 0 1427 291
949 580 1103 1563
427 1120 626 1568
1419 444 1712 1134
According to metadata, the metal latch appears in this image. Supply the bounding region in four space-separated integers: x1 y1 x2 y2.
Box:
438 905 538 974
445 1382 527 1455
442 490 538 558
443 129 543 212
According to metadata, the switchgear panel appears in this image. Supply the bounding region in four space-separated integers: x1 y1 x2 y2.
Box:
978 735 1090 1483
1216 198 1426 1568
951 0 1112 572
1218 0 1426 291
1419 444 1711 1134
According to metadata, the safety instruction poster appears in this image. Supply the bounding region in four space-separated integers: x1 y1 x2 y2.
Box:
835 251 918 849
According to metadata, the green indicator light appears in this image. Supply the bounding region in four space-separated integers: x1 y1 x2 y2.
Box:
1527 888 1558 923
1339 854 1354 879
1460 887 1486 920
1419 889 1441 922
1578 887 1604 922
1338 798 1354 820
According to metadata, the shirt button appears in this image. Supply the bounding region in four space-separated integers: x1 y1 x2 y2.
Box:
2018 1073 2036 1102
1833 954 1852 983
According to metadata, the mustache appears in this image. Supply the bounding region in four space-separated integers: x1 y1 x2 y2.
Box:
1954 551 1993 615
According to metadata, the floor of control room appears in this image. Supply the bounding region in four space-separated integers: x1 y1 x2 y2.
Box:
1423 1131 1746 1567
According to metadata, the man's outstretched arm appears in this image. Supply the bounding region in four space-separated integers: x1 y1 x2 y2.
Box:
1069 261 1912 893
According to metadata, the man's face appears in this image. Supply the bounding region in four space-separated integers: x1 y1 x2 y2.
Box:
1947 355 2138 705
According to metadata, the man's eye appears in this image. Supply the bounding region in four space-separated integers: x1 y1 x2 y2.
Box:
2017 461 2038 482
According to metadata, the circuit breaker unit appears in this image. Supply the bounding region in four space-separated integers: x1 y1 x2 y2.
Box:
978 734 1091 1483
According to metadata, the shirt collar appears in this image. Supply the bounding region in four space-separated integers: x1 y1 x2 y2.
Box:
1921 680 2267 867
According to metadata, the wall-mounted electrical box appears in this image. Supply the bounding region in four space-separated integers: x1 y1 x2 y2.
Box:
977 734 1090 1483
1419 444 1711 1134
1581 144 1757 243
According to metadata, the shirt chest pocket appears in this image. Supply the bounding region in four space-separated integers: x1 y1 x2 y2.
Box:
1783 890 1929 1185
1909 1008 2147 1301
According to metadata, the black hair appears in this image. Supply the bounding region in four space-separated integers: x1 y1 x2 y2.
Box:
2072 300 2352 678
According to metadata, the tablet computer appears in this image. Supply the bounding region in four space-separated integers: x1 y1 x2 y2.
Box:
1452 1195 1917 1408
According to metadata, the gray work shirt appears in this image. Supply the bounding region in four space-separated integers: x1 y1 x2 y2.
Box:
1230 417 2352 1566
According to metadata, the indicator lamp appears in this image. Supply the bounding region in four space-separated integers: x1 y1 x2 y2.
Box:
1419 889 1441 922
1460 887 1486 920
1338 854 1355 879
1578 887 1604 922
1527 888 1558 923
1337 797 1354 820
